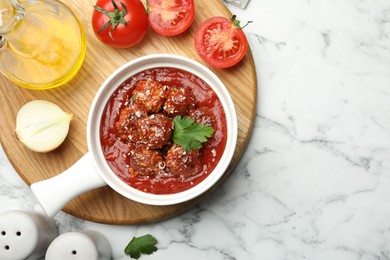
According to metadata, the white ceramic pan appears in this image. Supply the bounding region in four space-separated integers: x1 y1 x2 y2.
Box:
30 54 238 218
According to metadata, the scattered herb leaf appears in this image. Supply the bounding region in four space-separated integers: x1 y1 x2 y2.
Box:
124 234 158 259
172 116 214 151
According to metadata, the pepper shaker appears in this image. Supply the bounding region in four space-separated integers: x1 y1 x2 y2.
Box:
45 230 112 260
0 210 58 260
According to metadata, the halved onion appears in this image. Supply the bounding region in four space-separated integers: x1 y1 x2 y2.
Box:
15 100 73 153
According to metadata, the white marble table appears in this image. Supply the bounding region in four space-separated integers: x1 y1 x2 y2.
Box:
2 0 390 259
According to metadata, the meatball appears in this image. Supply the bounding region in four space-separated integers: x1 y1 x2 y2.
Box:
115 102 147 142
166 143 202 178
128 144 165 176
163 86 195 117
132 79 167 113
135 114 173 149
189 107 216 129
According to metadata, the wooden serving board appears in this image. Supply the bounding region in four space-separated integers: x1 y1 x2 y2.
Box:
0 0 257 224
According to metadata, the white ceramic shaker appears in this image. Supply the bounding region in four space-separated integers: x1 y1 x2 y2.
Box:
0 210 58 260
45 230 112 260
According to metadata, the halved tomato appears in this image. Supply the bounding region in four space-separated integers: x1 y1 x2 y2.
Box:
195 16 249 68
147 0 195 36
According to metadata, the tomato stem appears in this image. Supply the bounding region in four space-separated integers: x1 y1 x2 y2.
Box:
230 15 252 29
145 0 150 14
94 0 128 41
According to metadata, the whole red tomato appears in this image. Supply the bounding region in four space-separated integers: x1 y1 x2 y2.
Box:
195 16 249 68
92 0 148 48
147 0 195 36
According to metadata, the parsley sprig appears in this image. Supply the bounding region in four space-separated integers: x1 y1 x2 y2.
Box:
124 234 158 259
172 116 214 151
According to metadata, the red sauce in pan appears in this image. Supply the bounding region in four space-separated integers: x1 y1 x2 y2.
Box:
100 67 227 194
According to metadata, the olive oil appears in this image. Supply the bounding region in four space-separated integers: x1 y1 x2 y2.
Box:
0 0 86 89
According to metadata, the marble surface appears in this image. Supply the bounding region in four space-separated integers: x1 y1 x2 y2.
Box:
1 0 390 259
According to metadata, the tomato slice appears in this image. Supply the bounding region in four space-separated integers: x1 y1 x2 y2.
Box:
147 0 195 36
195 16 249 68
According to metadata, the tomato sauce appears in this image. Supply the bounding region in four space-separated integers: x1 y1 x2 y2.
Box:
100 67 227 194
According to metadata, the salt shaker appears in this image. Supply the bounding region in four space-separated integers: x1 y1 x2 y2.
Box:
45 230 112 260
0 210 58 260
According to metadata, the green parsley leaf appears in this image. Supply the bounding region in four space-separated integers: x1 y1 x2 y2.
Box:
172 116 214 152
124 234 158 259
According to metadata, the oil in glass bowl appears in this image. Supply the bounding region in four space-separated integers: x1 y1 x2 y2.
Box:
0 0 86 90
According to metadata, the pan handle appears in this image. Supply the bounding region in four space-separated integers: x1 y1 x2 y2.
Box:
30 152 106 218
